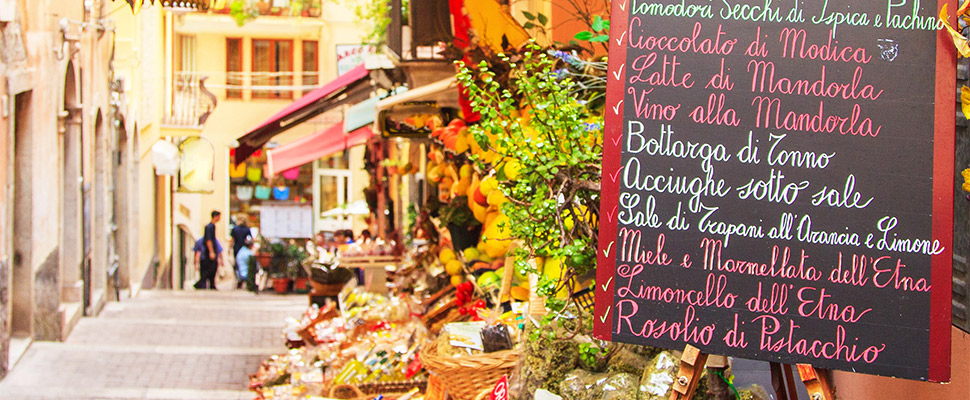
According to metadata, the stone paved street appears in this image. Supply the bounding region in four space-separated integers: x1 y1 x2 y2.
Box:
0 290 305 400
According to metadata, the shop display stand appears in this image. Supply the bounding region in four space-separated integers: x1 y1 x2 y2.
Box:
339 255 401 293
667 345 834 400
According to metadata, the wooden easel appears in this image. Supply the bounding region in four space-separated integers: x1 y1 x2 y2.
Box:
667 345 835 400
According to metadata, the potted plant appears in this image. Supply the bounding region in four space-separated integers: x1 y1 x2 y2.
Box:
439 195 482 250
286 244 311 293
307 0 321 17
246 253 260 292
289 0 306 16
255 0 271 14
268 242 291 293
256 237 273 268
229 0 259 26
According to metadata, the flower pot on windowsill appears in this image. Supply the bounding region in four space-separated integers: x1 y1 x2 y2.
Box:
255 1 270 13
273 277 292 293
307 7 321 17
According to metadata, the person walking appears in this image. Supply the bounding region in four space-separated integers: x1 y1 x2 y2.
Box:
193 237 225 289
230 214 253 288
236 239 256 291
195 211 221 289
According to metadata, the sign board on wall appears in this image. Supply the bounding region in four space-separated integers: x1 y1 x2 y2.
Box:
337 44 376 76
260 203 313 239
594 0 956 382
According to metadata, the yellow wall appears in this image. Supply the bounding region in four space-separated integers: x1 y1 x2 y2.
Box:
113 4 170 292
161 4 371 276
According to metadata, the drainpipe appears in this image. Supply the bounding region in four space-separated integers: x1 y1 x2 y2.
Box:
164 10 173 120
4 82 13 276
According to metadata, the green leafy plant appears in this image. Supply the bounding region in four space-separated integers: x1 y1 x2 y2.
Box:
286 244 310 279
352 0 409 46
521 11 550 36
457 41 603 327
578 342 602 369
574 15 610 43
229 0 259 26
438 195 480 228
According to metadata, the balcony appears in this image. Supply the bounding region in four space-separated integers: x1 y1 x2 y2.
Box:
387 0 452 62
223 71 323 101
213 0 322 19
164 72 218 129
125 0 210 12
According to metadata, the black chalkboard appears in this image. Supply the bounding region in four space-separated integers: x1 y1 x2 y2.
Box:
593 0 955 382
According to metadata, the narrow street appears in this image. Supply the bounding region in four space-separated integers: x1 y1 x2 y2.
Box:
0 291 304 400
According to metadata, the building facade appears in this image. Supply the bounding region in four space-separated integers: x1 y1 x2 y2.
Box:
1 0 138 378
168 2 372 289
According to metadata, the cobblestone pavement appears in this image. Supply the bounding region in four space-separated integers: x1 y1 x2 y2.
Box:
0 290 306 400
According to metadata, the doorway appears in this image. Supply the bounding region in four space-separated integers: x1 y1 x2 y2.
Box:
61 63 83 304
112 123 130 298
11 91 34 347
177 226 195 289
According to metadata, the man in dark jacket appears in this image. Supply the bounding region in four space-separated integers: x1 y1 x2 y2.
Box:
195 211 221 289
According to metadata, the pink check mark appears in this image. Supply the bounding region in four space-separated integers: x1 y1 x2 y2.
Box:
609 167 623 183
611 135 621 147
606 206 617 223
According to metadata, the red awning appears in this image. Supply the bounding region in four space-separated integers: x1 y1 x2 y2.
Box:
266 125 373 176
234 64 372 164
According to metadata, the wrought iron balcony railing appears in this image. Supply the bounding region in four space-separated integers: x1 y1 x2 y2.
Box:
165 72 218 128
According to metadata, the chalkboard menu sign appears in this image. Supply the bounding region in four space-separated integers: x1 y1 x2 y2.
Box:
594 0 956 382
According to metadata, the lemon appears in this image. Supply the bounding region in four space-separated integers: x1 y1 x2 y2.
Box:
481 214 512 258
563 205 597 231
439 248 456 264
486 189 507 208
455 134 469 153
543 257 565 280
445 259 464 276
463 247 481 261
479 176 498 196
510 286 530 301
450 275 464 286
502 158 523 181
471 202 488 224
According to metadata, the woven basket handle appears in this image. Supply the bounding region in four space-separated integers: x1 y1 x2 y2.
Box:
475 387 493 400
329 384 365 398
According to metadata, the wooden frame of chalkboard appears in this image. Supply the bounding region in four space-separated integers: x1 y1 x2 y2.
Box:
594 0 956 383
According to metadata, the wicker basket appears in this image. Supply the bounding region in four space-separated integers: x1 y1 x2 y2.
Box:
419 339 520 400
310 281 346 296
328 381 425 400
421 298 470 334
